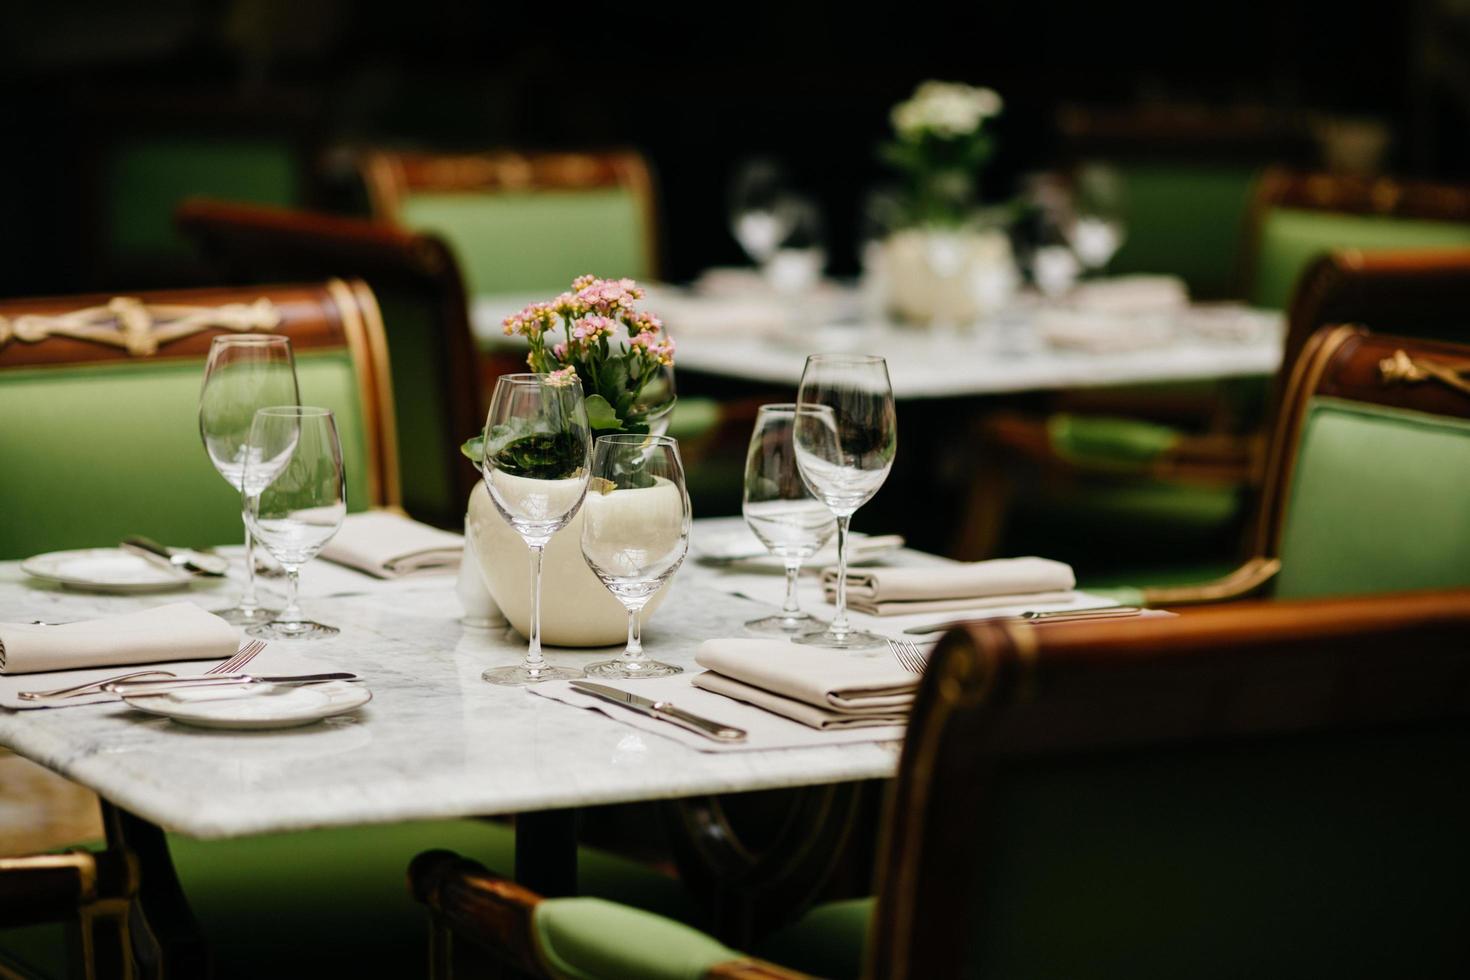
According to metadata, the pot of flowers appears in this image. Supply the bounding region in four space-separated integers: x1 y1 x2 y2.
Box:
463 276 680 647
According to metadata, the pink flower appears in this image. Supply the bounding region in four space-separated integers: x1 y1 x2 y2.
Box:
547 365 579 384
573 276 645 315
631 332 675 366
551 342 568 360
502 301 556 338
624 310 663 334
571 315 617 343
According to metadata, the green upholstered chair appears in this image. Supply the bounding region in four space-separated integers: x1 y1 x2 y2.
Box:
409 588 1470 979
0 279 398 559
360 150 658 297
177 199 484 528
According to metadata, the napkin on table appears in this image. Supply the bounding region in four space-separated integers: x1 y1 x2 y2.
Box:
319 511 463 578
822 557 1076 616
0 603 237 675
693 638 916 728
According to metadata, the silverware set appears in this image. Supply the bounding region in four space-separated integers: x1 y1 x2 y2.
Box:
18 638 267 702
888 639 929 675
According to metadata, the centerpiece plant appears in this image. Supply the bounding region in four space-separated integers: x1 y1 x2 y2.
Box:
880 80 1004 227
463 275 676 487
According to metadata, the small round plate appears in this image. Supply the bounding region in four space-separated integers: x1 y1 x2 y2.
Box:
21 548 193 594
123 682 372 730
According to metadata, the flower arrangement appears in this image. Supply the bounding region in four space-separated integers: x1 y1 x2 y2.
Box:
881 80 1003 227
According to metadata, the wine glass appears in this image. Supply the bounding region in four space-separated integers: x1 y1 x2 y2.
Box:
242 407 346 639
729 157 795 268
480 374 591 685
199 334 300 625
793 355 897 650
582 435 691 679
742 404 835 635
1066 163 1127 273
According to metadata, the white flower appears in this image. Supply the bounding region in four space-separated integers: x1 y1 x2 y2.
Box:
891 81 1003 139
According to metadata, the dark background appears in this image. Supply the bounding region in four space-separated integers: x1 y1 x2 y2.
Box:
1 0 1465 296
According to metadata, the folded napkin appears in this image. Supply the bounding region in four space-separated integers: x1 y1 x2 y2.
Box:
822 557 1076 616
693 672 906 730
319 511 463 578
0 603 237 675
1035 308 1176 354
695 638 915 718
1069 275 1189 315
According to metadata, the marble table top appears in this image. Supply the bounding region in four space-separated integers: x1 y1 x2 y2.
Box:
0 523 902 840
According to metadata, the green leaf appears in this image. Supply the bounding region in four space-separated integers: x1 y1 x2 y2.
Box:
585 394 621 431
597 355 631 404
460 435 484 463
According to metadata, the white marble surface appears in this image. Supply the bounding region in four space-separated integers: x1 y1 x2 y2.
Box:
0 521 904 840
471 286 1284 400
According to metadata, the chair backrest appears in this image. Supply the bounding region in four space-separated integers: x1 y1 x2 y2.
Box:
1245 168 1470 309
177 199 481 527
1252 325 1470 599
0 280 398 558
872 590 1470 979
359 149 658 296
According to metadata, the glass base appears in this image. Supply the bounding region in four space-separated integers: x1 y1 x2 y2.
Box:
793 626 889 650
745 611 828 636
216 604 282 627
585 659 683 679
482 663 581 686
248 619 339 640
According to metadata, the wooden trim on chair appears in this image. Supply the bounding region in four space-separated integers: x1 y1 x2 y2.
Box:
325 277 399 509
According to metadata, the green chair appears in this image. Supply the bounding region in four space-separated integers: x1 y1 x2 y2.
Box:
360 149 658 296
409 588 1470 979
177 199 485 528
0 279 397 558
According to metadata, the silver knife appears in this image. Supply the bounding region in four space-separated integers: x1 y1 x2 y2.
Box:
107 672 359 697
902 606 1144 635
570 680 747 742
121 536 230 577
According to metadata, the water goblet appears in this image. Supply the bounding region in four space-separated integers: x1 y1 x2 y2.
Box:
582 435 691 679
479 373 591 685
793 354 897 650
199 334 300 625
741 404 835 635
242 407 346 639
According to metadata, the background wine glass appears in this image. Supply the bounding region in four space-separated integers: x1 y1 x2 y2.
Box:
199 334 300 625
793 354 897 650
243 406 346 639
1066 163 1127 274
728 157 796 269
480 373 591 686
742 404 835 635
582 434 691 678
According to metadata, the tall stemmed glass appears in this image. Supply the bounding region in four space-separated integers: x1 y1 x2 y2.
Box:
582 435 691 678
243 407 347 639
793 355 897 650
199 335 300 625
480 374 591 686
742 405 835 635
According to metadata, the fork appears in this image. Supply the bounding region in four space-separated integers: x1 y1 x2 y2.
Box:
888 639 929 676
18 638 267 701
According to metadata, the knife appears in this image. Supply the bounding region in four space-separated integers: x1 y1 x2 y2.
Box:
902 606 1144 635
107 672 360 697
569 680 747 742
121 536 230 577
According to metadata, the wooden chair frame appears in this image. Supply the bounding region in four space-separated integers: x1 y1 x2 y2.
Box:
0 848 140 979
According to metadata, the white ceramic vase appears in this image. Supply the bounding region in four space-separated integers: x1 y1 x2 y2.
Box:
467 481 672 647
881 227 1017 326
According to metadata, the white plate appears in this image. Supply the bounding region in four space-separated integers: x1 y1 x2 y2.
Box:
123 681 372 730
21 548 193 593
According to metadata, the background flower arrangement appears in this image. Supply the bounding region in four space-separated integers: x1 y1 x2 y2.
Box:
880 80 1004 228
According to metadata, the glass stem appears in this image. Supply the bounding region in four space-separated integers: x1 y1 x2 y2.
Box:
240 523 259 612
280 566 303 625
781 560 803 616
623 606 644 664
526 545 546 669
831 515 852 636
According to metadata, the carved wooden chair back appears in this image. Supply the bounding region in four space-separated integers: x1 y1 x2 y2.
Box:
0 280 398 557
358 149 659 296
177 199 480 526
873 589 1470 979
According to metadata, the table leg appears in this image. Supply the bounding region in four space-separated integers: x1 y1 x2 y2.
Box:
100 803 210 980
514 809 578 897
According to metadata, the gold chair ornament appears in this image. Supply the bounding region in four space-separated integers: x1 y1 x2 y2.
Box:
0 296 282 356
1379 348 1470 398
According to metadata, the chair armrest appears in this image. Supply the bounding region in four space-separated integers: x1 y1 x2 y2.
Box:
409 849 808 980
982 412 1258 484
1139 556 1281 606
0 849 138 928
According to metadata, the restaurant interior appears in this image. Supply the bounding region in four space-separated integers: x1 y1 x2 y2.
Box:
1 1 1468 977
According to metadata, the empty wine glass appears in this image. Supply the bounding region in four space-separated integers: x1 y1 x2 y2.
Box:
480 374 591 685
243 407 346 639
1066 163 1127 273
199 334 300 625
742 405 835 635
729 157 795 267
582 435 691 679
793 355 897 650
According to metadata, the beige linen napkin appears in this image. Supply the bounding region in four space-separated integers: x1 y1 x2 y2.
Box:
0 603 237 675
319 511 464 578
695 639 915 714
692 672 906 729
821 557 1076 616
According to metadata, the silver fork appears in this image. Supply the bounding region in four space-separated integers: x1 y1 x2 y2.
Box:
888 639 929 676
18 638 266 701
207 639 266 676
